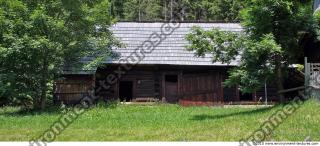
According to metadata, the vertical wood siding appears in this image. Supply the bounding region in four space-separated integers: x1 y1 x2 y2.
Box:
54 75 95 104
179 72 223 106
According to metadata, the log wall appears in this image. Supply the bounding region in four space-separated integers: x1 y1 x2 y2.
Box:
54 65 279 105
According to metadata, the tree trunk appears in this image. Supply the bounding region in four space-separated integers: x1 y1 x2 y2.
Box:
170 0 173 20
180 4 185 21
40 81 47 110
138 0 141 21
39 54 49 110
275 59 285 102
164 0 167 21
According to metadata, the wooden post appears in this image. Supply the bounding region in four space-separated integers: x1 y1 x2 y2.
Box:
305 57 310 87
265 80 268 105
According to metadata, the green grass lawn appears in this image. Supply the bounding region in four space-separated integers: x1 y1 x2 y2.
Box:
0 99 319 141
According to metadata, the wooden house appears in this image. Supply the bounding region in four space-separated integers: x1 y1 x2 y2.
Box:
54 22 278 106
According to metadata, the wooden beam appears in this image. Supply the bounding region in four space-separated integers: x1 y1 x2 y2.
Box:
277 86 305 94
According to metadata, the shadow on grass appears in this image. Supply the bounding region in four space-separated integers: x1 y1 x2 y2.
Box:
0 106 63 117
0 101 118 117
190 106 278 121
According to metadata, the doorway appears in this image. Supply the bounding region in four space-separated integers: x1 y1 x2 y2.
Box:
239 91 253 101
165 75 178 103
119 81 133 102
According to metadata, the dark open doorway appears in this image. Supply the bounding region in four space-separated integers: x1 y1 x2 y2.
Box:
119 81 133 102
239 91 253 101
165 75 178 83
165 75 178 103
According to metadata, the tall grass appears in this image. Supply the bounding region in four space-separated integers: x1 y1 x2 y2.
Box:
0 99 319 141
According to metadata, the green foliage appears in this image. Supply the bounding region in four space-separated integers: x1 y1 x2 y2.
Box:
110 0 126 20
296 64 304 73
225 34 283 92
109 0 245 21
123 0 163 21
181 0 245 21
187 28 282 92
313 10 320 40
0 0 118 108
240 0 314 62
314 10 320 22
187 0 316 94
186 27 244 64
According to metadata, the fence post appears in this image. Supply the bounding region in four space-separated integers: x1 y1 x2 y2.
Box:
305 57 310 88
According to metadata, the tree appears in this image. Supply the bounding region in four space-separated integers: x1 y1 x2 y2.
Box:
0 0 118 109
110 0 127 20
123 0 163 21
111 0 245 22
186 0 316 102
165 0 245 21
204 0 245 21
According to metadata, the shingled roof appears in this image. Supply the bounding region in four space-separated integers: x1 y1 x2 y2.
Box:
107 22 243 66
64 22 243 74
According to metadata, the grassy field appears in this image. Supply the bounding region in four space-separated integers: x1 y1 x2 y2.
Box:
0 99 319 141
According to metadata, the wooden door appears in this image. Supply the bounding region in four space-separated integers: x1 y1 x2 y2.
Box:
165 75 179 103
181 73 223 103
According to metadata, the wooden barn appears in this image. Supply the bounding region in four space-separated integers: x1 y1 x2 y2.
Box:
54 22 278 106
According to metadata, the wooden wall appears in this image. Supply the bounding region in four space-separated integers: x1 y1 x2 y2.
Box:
179 72 223 106
223 86 238 102
255 85 278 102
94 65 275 104
54 75 95 104
221 72 238 102
95 66 160 101
95 65 227 105
54 65 279 105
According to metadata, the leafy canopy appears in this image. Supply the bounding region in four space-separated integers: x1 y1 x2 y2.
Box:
187 27 282 92
0 0 118 108
186 0 316 93
110 0 245 21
